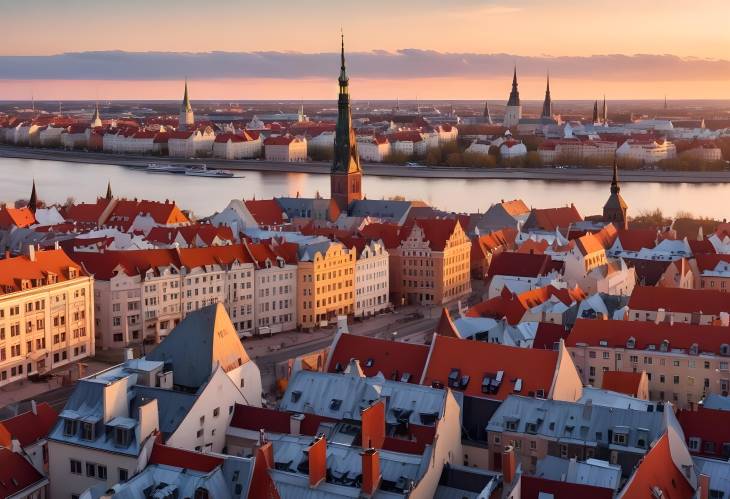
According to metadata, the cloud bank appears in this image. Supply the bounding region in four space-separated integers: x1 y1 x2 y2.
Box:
0 51 728 82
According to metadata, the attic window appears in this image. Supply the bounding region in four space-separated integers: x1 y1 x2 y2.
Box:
400 372 411 383
80 422 94 441
459 375 471 389
329 399 343 411
419 412 438 425
660 340 670 353
291 391 302 403
63 419 77 437
690 343 699 355
513 379 523 393
626 337 636 349
599 340 608 347
505 418 519 431
334 362 343 373
365 358 374 368
721 344 730 356
114 427 132 448
482 376 492 394
448 368 460 388
526 422 538 434
535 389 545 399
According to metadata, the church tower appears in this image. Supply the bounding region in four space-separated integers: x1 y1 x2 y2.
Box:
602 95 608 126
91 102 102 128
603 159 628 229
28 180 38 214
541 73 552 119
179 79 195 130
503 67 522 128
592 100 599 125
330 33 362 214
483 100 493 124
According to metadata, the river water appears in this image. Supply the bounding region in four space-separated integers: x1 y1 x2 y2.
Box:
0 157 728 220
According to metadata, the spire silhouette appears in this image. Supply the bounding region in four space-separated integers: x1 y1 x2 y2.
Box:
28 179 38 213
105 180 113 201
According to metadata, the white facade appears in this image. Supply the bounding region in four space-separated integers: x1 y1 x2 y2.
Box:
168 129 215 158
357 136 390 162
212 134 262 160
503 105 522 128
354 240 390 318
38 126 65 147
253 259 297 334
264 136 307 162
683 145 722 162
499 140 528 159
616 138 677 164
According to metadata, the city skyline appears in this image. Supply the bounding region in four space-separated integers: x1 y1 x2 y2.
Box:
1 0 729 100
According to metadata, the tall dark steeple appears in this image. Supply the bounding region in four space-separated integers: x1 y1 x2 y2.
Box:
592 100 599 124
541 73 552 119
28 180 38 213
507 66 520 107
603 158 628 229
602 95 608 125
483 100 493 124
105 180 113 201
330 32 362 214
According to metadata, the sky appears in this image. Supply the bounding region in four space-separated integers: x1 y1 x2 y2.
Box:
1 0 729 100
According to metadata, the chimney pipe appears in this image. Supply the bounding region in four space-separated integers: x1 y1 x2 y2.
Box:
307 434 327 488
31 400 37 416
502 445 517 485
290 413 304 436
699 473 710 499
361 448 381 497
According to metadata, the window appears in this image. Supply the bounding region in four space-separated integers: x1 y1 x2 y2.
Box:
118 468 128 482
97 464 107 480
63 419 77 437
81 422 94 440
560 444 568 458
70 459 82 474
86 462 96 478
688 438 701 451
213 407 220 418
613 432 628 445
674 376 680 385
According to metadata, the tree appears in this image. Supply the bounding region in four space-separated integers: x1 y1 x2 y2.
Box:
525 151 543 168
445 153 464 167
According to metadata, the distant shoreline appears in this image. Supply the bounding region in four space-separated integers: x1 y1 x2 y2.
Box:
1 145 729 184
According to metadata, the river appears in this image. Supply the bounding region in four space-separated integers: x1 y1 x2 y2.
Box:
0 157 728 220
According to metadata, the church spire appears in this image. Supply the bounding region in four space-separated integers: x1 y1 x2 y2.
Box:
182 78 191 111
611 157 620 195
602 94 608 125
603 157 628 229
507 66 520 106
331 31 363 213
105 180 113 201
483 100 493 124
28 179 37 213
592 100 599 124
179 78 195 130
541 72 552 118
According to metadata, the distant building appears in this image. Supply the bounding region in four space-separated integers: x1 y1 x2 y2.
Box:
503 67 522 128
616 138 677 164
263 134 307 162
178 80 195 131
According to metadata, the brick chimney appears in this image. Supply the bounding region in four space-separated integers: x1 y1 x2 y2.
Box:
361 400 385 450
361 448 381 497
699 473 710 499
307 434 327 488
502 445 517 485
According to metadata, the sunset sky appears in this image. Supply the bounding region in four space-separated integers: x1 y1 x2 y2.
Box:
2 0 729 100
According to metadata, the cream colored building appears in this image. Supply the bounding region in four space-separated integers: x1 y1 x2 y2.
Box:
353 240 390 318
168 128 215 158
264 135 308 162
296 241 355 329
247 242 297 334
616 138 677 164
0 247 94 387
77 246 255 349
357 135 391 162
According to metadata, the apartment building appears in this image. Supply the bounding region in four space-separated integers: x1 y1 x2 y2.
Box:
74 245 255 348
627 286 730 325
246 242 297 334
393 219 472 306
567 318 730 409
351 239 390 318
296 241 355 329
0 248 94 387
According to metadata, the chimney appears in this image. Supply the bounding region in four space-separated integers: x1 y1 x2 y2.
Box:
361 400 385 450
721 312 729 327
27 244 36 262
699 473 710 499
582 399 593 419
502 445 517 485
307 434 327 488
361 448 381 497
655 308 666 324
124 348 134 361
30 400 37 415
290 413 304 436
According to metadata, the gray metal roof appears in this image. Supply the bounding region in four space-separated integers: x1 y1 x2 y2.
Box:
132 386 197 438
578 387 656 412
486 395 668 453
146 303 250 389
348 200 412 224
701 394 730 411
535 455 622 491
280 368 446 426
298 241 336 262
267 433 429 498
276 197 333 220
694 457 730 497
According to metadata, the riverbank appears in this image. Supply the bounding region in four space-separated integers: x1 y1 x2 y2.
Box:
0 145 728 183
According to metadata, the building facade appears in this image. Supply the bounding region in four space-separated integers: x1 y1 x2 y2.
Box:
353 240 390 318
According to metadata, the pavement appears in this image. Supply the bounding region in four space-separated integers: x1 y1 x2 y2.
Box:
2 144 729 183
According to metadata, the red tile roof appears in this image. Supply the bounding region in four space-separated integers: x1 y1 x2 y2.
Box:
360 223 403 250
62 199 111 227
628 286 730 315
532 322 569 350
0 448 46 497
467 285 585 325
677 407 730 458
0 206 35 229
149 442 223 473
435 308 462 338
616 229 659 252
106 199 189 231
0 402 58 448
695 254 730 273
620 432 694 499
525 205 583 231
0 249 86 296
145 224 233 247
471 228 517 259
413 218 462 251
264 134 295 146
327 333 430 382
421 335 559 400
567 318 730 355
245 199 286 227
487 252 562 279
521 475 613 499
600 371 644 397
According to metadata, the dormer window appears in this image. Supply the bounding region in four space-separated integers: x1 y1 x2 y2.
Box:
448 368 460 388
114 427 132 448
365 358 374 368
505 418 519 431
291 391 302 403
690 343 699 355
81 421 94 441
721 344 730 356
400 372 412 383
63 418 77 437
329 399 342 411
626 337 636 349
660 340 670 352
459 375 471 389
